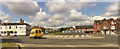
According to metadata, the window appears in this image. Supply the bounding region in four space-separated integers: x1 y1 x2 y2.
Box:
4 31 6 34
1 31 3 34
104 22 106 24
97 27 99 29
9 31 13 34
16 26 17 29
19 27 22 28
97 31 100 32
104 26 107 29
11 26 14 29
9 26 11 29
36 30 38 33
39 30 41 33
111 26 115 29
14 31 17 33
111 22 114 24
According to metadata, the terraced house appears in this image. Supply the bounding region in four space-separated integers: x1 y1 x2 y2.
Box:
94 18 120 35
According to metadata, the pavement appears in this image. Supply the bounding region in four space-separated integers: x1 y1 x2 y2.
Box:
1 35 119 49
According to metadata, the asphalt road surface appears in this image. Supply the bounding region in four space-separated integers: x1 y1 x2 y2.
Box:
8 35 118 45
2 35 119 49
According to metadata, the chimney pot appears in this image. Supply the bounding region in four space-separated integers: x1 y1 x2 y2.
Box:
22 20 24 23
20 19 22 23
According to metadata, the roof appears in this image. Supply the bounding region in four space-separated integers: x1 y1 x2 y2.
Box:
75 25 94 29
94 20 102 24
1 23 31 26
94 20 102 23
107 19 112 23
94 18 120 24
118 19 120 22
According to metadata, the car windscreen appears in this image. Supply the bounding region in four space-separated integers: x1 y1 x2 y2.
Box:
36 30 38 33
39 30 41 34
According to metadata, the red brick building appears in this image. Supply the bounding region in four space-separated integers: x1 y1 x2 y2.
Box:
94 18 120 35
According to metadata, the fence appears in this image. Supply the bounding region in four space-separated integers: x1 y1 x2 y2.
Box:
62 30 85 35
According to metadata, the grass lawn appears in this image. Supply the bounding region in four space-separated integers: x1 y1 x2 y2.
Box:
1 42 16 47
53 32 63 35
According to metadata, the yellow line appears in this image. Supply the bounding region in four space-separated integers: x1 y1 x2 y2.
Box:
16 43 24 49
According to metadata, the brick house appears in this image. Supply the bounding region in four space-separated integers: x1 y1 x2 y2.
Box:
94 18 120 35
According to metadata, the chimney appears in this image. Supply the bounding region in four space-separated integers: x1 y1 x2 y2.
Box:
22 20 24 23
20 19 22 23
0 20 1 24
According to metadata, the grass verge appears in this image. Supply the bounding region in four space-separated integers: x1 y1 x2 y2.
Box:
2 42 16 47
53 32 63 35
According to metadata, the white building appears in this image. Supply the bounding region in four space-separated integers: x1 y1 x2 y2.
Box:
0 19 31 36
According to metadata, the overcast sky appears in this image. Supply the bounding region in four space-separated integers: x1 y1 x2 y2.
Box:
0 0 119 28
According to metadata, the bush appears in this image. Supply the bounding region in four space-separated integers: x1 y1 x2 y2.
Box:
53 32 63 35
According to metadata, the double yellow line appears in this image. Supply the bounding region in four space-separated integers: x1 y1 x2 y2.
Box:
16 43 24 49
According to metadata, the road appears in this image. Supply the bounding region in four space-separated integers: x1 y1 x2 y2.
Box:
11 35 118 45
1 35 119 49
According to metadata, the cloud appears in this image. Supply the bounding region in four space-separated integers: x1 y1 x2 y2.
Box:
2 0 33 2
3 2 39 16
46 2 94 15
0 12 11 23
69 9 92 21
30 2 96 27
90 4 97 7
32 9 94 27
31 8 52 21
92 2 119 22
26 2 119 28
102 3 119 17
50 14 65 20
93 16 118 20
43 2 96 27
